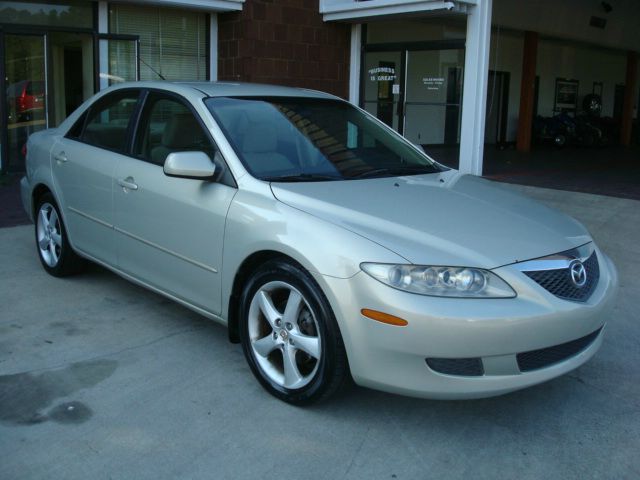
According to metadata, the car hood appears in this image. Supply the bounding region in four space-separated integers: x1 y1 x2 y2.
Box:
270 170 591 269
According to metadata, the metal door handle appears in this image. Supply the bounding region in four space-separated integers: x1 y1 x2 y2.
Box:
54 152 68 163
117 177 138 191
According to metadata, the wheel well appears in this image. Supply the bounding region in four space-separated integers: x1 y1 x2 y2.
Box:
32 184 52 217
227 250 294 343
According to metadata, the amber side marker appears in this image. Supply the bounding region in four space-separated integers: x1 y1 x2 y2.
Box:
361 309 408 327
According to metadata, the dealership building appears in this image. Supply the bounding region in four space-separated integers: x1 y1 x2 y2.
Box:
0 0 638 174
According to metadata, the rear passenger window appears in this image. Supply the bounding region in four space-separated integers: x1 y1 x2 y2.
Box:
135 95 214 166
81 91 139 152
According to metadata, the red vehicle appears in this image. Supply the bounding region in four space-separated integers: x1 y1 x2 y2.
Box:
7 80 45 122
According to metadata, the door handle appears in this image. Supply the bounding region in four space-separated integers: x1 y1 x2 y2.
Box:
117 177 138 191
54 152 68 163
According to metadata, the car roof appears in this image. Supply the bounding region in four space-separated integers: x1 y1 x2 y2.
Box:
100 81 344 105
163 81 339 100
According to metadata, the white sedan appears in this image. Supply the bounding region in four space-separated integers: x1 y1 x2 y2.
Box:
21 82 618 404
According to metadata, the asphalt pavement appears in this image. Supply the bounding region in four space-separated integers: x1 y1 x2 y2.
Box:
1 184 639 480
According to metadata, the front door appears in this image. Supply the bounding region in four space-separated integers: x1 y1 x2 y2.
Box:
403 49 464 146
363 51 403 133
362 47 465 147
113 92 236 315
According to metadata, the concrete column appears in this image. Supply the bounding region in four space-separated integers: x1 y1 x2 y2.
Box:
210 14 218 81
349 24 362 105
620 51 638 146
98 1 109 91
516 31 538 152
459 0 492 176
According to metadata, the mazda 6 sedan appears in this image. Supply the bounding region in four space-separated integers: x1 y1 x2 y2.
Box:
21 82 618 404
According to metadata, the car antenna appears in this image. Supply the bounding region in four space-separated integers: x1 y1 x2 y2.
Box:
139 57 166 80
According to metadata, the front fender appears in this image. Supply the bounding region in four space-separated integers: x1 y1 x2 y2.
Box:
220 183 405 323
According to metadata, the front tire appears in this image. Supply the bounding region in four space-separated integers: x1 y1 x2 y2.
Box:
35 193 84 277
239 259 348 405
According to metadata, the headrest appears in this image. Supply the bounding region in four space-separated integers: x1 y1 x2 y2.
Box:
162 113 205 149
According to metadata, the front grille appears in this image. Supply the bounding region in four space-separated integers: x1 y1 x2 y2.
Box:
524 251 599 302
426 357 484 376
517 328 602 372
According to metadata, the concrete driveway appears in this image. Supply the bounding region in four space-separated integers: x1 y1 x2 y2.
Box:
1 184 638 480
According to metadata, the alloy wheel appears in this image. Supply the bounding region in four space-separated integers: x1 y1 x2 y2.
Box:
247 281 321 389
36 202 62 268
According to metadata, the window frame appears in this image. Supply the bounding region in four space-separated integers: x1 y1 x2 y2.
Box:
63 87 236 187
129 89 236 187
65 88 144 155
132 90 210 166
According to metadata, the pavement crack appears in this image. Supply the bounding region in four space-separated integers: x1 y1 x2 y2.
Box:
343 426 369 478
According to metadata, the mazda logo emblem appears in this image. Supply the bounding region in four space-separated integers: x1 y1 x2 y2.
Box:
569 260 587 288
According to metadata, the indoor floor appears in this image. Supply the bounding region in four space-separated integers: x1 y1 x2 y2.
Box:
430 144 640 201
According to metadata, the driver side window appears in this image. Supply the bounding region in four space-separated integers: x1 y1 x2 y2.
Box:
135 95 214 166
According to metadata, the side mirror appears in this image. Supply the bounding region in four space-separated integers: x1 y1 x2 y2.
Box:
163 151 216 180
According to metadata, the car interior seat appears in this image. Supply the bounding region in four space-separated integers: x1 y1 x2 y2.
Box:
151 112 212 165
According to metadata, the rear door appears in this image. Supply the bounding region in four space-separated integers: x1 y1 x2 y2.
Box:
51 89 142 264
113 91 236 314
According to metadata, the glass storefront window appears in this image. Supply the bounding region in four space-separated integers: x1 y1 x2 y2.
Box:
0 1 93 29
109 5 208 81
4 33 47 171
363 51 402 131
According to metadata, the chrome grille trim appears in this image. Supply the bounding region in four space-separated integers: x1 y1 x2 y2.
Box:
513 242 594 272
519 246 600 302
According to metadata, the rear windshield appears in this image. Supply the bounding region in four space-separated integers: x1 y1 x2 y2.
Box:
205 96 441 182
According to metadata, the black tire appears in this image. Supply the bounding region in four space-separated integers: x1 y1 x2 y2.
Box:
34 193 85 277
239 258 348 405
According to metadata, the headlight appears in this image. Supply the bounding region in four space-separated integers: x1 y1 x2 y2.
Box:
360 263 516 298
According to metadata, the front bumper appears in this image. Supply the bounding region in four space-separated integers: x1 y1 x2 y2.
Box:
314 250 618 399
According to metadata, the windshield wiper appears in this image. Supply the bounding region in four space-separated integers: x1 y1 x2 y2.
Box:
351 165 438 179
263 173 342 182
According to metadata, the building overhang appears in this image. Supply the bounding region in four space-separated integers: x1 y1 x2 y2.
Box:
112 0 244 13
319 0 475 22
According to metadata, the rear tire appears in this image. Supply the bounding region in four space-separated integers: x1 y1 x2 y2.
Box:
35 193 84 277
239 259 348 405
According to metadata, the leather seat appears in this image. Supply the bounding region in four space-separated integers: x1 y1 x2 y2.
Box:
151 113 209 165
241 121 293 175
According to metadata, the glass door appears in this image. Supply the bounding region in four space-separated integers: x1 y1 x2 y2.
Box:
98 34 139 89
404 49 464 146
49 31 95 126
3 33 47 171
362 51 403 132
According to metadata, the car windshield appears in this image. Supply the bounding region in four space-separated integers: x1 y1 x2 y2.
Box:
205 96 442 181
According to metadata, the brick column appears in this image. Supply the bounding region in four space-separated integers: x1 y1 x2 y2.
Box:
620 51 638 147
217 0 350 99
516 31 538 153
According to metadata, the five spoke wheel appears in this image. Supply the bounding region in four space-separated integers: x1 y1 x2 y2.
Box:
34 193 84 277
248 281 321 389
36 202 62 268
240 259 348 404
